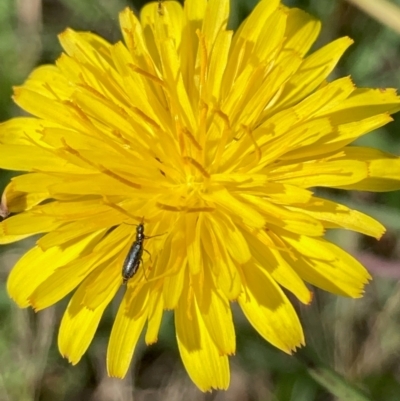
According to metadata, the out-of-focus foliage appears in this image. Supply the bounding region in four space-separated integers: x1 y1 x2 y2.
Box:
0 1 400 400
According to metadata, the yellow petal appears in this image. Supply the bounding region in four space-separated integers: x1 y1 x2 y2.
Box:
335 147 400 191
157 219 187 309
176 273 230 391
0 117 59 145
145 287 164 344
207 187 265 228
195 280 236 355
292 196 385 238
107 289 149 378
58 29 113 71
2 183 47 213
269 159 368 188
186 212 203 275
209 212 251 264
319 87 400 122
240 193 324 236
0 212 61 244
245 230 312 304
58 275 114 364
238 261 304 352
7 233 99 307
29 231 106 311
283 234 371 297
276 37 353 110
202 0 229 53
283 7 321 56
201 219 242 300
0 144 84 173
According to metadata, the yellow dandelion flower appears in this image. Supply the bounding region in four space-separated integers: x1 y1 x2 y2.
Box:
1 0 400 391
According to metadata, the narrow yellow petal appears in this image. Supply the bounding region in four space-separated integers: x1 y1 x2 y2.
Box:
145 287 164 344
7 233 100 307
158 222 187 309
207 188 265 228
0 144 83 173
283 7 321 56
318 87 400 122
280 114 393 160
283 234 371 297
269 159 368 188
180 0 207 99
2 184 47 214
202 0 229 52
58 275 114 364
176 274 230 391
49 174 136 197
206 30 232 103
196 282 236 355
13 86 78 129
107 290 148 378
0 117 59 145
0 212 61 243
29 232 106 311
276 37 353 109
334 147 400 191
245 230 312 304
186 212 203 275
81 263 122 310
240 194 325 236
58 29 113 70
9 172 61 193
292 196 385 238
22 64 74 100
232 0 280 46
238 261 304 352
201 219 242 300
207 212 251 264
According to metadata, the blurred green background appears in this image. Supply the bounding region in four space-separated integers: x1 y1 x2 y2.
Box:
1 0 400 400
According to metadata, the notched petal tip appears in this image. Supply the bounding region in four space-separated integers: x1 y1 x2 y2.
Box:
12 86 23 100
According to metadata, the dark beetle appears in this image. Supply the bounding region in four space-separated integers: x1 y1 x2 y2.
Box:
121 220 166 284
122 222 146 284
